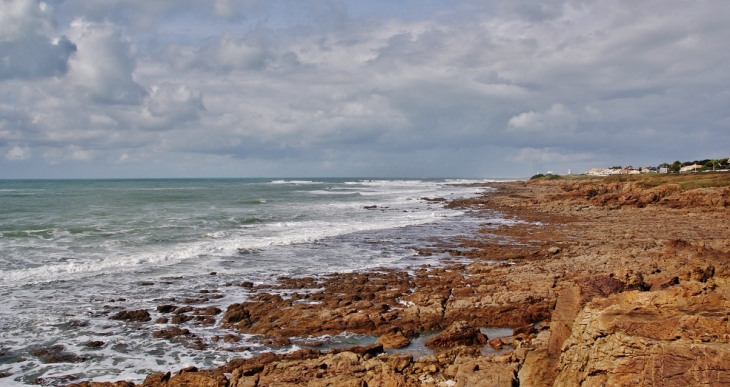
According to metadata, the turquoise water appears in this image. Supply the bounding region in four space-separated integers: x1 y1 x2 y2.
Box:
0 178 494 385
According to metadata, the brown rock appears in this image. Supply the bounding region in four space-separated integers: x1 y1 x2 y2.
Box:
513 324 537 336
221 303 250 326
174 306 193 314
152 327 192 339
554 284 730 386
67 382 135 387
380 353 413 372
156 304 176 313
196 306 222 316
163 369 227 387
330 343 384 358
517 348 555 387
376 331 411 349
109 309 151 322
29 345 85 363
141 372 170 386
424 321 488 348
85 341 104 348
453 359 519 387
171 314 193 324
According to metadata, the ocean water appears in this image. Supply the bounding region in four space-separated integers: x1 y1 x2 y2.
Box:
0 178 501 385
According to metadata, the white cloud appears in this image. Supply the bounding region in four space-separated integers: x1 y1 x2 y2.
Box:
42 146 96 163
582 105 603 122
1 0 730 177
0 0 51 42
136 82 205 130
5 145 31 160
508 104 577 132
66 19 145 104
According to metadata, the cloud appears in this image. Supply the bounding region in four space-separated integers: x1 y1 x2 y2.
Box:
0 0 77 80
66 19 146 104
511 147 594 164
508 104 577 132
5 145 31 160
2 0 730 178
164 34 269 73
136 82 205 130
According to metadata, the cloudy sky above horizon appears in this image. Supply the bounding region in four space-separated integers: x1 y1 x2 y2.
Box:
1 0 729 178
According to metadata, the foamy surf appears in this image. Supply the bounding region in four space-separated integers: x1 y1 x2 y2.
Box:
0 178 499 385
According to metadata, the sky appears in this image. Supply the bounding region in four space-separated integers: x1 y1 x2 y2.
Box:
1 0 729 178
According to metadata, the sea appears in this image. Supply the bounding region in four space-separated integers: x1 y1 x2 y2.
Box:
0 178 508 385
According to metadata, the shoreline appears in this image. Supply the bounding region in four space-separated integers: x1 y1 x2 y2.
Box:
56 175 730 386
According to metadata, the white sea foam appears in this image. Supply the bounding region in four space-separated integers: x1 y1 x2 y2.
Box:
269 180 323 185
0 178 492 384
307 190 362 195
0 208 463 287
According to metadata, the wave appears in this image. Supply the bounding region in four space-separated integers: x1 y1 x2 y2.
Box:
307 190 362 196
270 180 323 185
0 209 462 287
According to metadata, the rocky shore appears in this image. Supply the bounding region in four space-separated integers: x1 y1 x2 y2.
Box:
65 174 730 386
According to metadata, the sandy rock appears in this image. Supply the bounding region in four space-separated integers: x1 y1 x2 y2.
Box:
380 353 413 373
330 343 384 358
517 348 554 387
162 368 227 387
424 321 488 349
309 375 366 387
554 283 730 386
140 372 171 386
67 382 136 387
488 337 504 350
452 358 519 387
376 331 411 349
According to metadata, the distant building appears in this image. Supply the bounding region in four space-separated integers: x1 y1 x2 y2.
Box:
659 167 668 174
680 164 703 172
586 168 605 176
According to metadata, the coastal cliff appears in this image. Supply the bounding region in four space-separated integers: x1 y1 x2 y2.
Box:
66 174 730 387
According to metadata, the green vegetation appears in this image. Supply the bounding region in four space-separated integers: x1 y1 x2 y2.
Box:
658 158 729 173
530 174 602 182
603 172 730 190
530 173 565 181
530 171 730 190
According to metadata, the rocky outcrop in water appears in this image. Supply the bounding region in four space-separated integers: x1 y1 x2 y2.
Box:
109 309 151 322
424 321 488 348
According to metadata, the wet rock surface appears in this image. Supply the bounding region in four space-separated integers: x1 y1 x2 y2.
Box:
423 321 488 348
109 309 151 322
66 175 730 386
29 345 86 364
